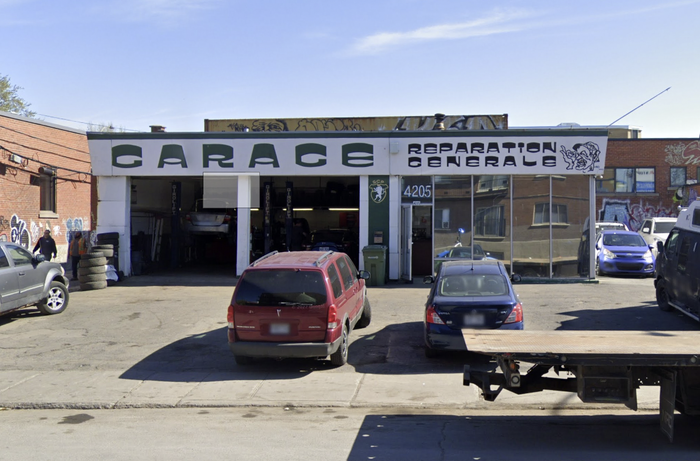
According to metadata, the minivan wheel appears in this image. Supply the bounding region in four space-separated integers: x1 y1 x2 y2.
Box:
356 298 372 329
656 281 673 312
330 324 349 366
37 281 69 315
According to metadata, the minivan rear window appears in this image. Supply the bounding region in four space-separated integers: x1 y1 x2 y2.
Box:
234 270 326 306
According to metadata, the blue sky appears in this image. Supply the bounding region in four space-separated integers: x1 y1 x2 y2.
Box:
2 0 699 137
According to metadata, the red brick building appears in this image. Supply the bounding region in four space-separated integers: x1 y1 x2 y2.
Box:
0 111 93 261
597 138 700 231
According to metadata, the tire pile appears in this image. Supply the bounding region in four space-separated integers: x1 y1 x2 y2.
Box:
77 232 120 291
78 251 108 291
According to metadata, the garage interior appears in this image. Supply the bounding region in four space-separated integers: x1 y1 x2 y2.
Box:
128 176 360 274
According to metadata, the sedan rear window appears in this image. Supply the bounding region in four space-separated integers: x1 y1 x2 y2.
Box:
234 270 327 306
439 274 508 297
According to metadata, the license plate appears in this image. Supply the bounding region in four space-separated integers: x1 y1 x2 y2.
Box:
269 323 290 335
318 246 330 251
463 313 485 327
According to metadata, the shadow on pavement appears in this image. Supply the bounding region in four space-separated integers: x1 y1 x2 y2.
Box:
557 301 699 331
119 322 495 382
346 413 700 459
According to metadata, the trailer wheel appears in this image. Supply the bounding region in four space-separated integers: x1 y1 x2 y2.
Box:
656 281 672 312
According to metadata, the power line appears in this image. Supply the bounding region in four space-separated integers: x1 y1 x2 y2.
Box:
33 113 143 132
608 87 671 126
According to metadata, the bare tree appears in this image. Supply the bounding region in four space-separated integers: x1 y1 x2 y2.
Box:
0 74 35 117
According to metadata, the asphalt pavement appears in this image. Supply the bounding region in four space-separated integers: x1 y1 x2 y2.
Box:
0 268 693 414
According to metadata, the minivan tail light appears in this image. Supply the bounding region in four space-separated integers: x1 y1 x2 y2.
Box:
327 304 339 329
426 305 445 325
227 304 235 328
504 303 523 324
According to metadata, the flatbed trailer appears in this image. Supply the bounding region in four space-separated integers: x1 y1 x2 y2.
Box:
462 330 700 442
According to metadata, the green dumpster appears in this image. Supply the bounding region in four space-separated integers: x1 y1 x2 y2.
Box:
363 245 387 286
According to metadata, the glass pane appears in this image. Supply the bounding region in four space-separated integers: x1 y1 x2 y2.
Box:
615 168 634 193
596 168 615 193
473 174 510 270
433 176 472 273
671 167 686 187
512 175 550 278
553 175 590 278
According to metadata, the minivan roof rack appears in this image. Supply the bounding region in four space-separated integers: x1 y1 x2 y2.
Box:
250 251 279 267
314 251 334 267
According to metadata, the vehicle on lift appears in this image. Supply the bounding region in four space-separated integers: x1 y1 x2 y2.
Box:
0 242 69 316
655 201 700 321
183 199 234 237
227 251 371 366
422 260 523 358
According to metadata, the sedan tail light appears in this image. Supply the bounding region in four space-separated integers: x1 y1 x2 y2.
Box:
185 214 192 222
425 305 445 325
223 214 232 223
504 302 523 324
327 304 339 329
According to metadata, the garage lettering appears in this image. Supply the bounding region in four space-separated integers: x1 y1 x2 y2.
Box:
112 142 375 170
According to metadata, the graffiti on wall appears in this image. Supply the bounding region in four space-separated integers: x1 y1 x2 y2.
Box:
664 140 700 166
209 114 509 133
600 199 675 232
9 215 30 248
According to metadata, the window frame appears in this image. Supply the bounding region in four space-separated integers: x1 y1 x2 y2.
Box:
534 203 569 225
475 205 505 237
595 167 656 193
670 167 687 188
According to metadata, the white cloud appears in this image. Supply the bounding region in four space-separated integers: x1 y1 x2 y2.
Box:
347 9 534 55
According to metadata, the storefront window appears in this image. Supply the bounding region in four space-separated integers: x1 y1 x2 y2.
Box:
512 176 549 277
552 175 589 278
433 176 472 272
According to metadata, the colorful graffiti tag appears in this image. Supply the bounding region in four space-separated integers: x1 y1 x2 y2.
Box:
600 199 675 232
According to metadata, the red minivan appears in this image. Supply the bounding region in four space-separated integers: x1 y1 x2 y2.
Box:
227 251 371 366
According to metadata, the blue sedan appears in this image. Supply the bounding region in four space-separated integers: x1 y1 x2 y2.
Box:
595 230 655 277
423 260 523 357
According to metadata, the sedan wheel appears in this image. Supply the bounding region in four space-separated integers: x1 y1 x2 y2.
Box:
37 281 69 315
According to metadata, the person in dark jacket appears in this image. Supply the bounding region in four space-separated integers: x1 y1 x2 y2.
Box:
32 230 58 261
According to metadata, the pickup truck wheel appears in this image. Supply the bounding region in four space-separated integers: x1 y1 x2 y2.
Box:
37 281 69 315
330 324 349 366
356 298 372 329
656 281 672 312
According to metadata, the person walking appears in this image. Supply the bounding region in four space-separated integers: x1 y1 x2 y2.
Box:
32 229 58 261
69 232 87 280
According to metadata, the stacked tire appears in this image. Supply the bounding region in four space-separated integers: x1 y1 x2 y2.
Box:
79 251 108 291
96 232 119 272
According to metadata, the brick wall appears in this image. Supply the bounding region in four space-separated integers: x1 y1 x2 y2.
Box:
598 138 700 231
0 112 93 262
